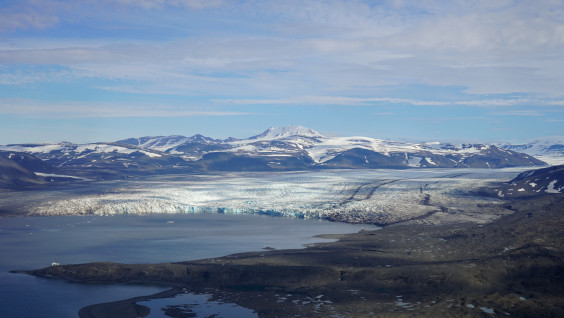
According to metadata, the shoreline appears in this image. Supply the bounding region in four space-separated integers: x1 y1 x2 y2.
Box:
78 286 182 318
23 194 564 317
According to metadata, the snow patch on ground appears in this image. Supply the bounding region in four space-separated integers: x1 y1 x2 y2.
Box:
425 157 436 165
480 307 495 314
545 180 563 193
407 156 422 167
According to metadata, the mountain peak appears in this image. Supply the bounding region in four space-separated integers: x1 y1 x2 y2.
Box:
251 125 324 140
187 134 219 144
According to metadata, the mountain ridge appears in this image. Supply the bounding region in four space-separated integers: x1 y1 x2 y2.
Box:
0 126 553 178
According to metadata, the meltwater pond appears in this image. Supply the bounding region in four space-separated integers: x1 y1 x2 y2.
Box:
0 213 374 318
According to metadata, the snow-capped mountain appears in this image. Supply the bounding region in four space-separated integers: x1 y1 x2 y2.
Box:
117 135 193 152
117 134 232 158
249 125 324 140
0 142 162 160
220 126 544 169
118 134 224 151
499 137 564 165
0 142 181 180
0 126 553 179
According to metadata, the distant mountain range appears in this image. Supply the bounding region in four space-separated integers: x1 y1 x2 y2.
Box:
0 126 558 182
497 137 564 165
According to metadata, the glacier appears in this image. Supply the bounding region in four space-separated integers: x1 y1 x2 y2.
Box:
25 168 530 225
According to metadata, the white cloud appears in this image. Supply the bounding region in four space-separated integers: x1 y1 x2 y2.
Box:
489 110 544 117
113 0 166 9
0 98 253 118
0 4 59 31
170 0 225 9
111 0 225 9
213 96 563 108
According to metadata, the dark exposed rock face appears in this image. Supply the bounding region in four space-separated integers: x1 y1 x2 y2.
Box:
0 154 44 188
191 151 315 172
0 150 56 173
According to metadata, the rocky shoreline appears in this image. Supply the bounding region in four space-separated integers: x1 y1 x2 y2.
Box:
20 194 564 317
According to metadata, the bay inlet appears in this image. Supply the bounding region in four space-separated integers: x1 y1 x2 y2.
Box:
0 213 374 318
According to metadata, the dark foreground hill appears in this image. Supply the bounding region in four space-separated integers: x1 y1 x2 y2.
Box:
496 164 564 197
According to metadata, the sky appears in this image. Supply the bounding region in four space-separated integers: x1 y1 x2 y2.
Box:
1 0 563 144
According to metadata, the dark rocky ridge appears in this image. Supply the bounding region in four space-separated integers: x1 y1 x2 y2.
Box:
0 150 57 173
321 146 546 170
496 164 564 197
0 153 45 188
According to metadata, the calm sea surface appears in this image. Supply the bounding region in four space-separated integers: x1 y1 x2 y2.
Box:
0 213 374 318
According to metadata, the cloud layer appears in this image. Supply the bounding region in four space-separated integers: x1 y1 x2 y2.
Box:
1 0 563 97
0 0 563 142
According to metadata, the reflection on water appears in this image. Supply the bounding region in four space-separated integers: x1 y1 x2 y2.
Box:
0 213 373 318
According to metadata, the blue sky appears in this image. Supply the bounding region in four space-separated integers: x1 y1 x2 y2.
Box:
1 0 563 144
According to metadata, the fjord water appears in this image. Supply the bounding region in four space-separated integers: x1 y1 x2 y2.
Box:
0 213 373 318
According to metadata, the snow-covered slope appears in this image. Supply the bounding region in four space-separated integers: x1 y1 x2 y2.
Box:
117 134 233 159
499 137 564 165
304 138 494 164
118 134 224 152
0 142 165 172
249 125 324 140
0 142 161 158
118 135 192 152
